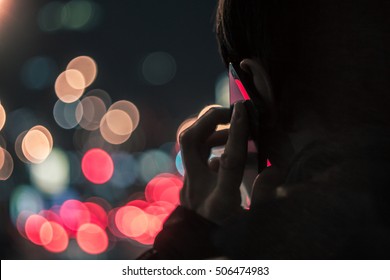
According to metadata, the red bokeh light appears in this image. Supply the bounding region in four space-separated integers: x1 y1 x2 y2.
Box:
115 206 148 238
77 223 108 255
84 202 108 229
145 174 183 205
82 148 114 184
25 214 51 246
43 222 69 253
60 199 91 234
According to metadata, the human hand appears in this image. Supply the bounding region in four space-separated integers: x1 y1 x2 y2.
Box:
179 102 249 225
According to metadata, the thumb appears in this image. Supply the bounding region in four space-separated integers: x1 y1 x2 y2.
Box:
250 166 284 204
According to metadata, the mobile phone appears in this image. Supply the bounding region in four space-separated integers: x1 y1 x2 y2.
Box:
229 63 268 173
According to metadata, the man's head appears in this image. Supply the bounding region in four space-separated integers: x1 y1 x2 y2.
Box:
216 0 390 167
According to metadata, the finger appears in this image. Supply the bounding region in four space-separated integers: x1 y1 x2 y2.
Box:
250 166 283 206
217 102 249 193
205 129 229 148
179 108 230 175
199 129 229 163
208 157 220 173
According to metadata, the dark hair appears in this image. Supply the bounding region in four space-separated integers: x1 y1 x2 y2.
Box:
215 0 390 132
216 0 269 68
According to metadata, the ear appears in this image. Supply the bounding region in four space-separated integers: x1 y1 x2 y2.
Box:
240 58 277 127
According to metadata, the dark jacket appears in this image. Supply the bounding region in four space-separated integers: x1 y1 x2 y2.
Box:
142 140 390 259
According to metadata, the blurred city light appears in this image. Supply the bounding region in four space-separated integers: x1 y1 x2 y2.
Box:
21 56 58 90
110 152 138 188
66 56 97 87
142 52 177 86
175 151 185 176
81 148 114 184
139 150 174 183
30 148 70 195
1 0 221 259
55 70 86 103
215 73 230 107
78 96 107 131
76 223 108 255
0 147 13 180
0 102 6 131
99 100 140 145
43 221 69 253
61 0 101 31
25 214 51 246
38 1 64 32
53 99 83 129
21 125 53 164
60 199 91 233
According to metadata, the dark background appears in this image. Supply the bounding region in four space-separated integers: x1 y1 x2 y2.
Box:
0 0 226 259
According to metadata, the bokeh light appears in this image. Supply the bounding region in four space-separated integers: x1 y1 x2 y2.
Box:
10 185 44 225
84 202 107 229
62 0 93 30
110 152 138 188
0 147 13 180
61 0 101 31
115 206 148 238
37 1 64 32
215 73 230 107
14 131 29 163
25 214 52 246
53 99 83 129
0 102 6 131
30 148 70 195
22 125 53 164
21 56 58 90
142 52 176 85
139 150 174 183
85 89 112 108
78 96 107 131
66 56 97 87
43 222 69 253
106 109 133 136
76 223 108 255
109 100 140 130
99 100 140 145
55 69 85 103
81 148 114 184
60 199 91 233
175 151 184 176
100 110 132 145
145 173 183 205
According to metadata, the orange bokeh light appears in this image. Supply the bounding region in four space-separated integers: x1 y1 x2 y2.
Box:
67 56 97 88
14 131 28 163
21 126 53 164
55 70 85 103
109 100 140 130
0 147 13 180
99 111 132 145
0 102 5 131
